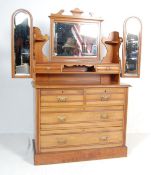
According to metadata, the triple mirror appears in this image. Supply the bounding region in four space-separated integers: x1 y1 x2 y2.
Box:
122 16 142 77
11 9 142 78
11 9 33 78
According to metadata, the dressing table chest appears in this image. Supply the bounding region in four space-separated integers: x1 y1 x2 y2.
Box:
33 9 129 164
11 8 142 165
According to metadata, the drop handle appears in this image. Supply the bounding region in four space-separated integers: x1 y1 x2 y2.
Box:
100 113 108 119
56 96 68 102
57 138 67 145
57 116 66 123
100 94 110 101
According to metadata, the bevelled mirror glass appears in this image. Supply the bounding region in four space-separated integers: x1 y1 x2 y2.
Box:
122 16 142 77
50 10 103 63
53 22 99 57
11 9 33 78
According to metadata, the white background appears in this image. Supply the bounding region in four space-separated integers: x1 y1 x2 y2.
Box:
0 0 150 134
0 1 151 175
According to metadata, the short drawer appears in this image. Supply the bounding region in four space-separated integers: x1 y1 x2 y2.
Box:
41 95 83 106
40 131 123 150
85 88 125 106
86 93 125 105
41 89 84 106
35 65 61 73
96 65 120 74
40 111 124 124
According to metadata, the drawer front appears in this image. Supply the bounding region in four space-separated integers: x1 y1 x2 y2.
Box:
40 131 123 150
40 111 124 125
86 88 125 106
86 94 125 105
40 120 123 130
96 65 120 74
40 126 122 135
41 89 84 106
35 65 61 73
41 95 83 106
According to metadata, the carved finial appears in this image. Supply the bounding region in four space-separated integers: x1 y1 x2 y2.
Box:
56 9 64 15
70 8 83 16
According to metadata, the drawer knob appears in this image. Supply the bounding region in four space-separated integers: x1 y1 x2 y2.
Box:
100 94 110 101
57 138 67 145
100 136 109 142
57 116 66 123
57 96 68 102
100 113 108 119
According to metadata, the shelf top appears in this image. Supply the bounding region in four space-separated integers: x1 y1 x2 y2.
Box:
32 81 130 89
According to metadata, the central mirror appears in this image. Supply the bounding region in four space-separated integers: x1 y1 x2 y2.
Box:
50 10 103 63
54 22 99 57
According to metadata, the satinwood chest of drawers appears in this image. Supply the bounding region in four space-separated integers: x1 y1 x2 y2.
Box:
11 8 142 165
34 85 128 164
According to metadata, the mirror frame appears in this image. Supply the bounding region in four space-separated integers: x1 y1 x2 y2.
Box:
11 9 33 78
49 10 103 63
122 16 142 78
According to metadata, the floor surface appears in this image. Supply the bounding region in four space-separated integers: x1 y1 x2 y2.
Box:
0 133 150 175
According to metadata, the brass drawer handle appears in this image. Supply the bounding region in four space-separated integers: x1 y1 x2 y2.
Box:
100 113 108 119
57 116 66 123
100 94 110 101
57 96 68 102
57 138 67 145
100 136 109 142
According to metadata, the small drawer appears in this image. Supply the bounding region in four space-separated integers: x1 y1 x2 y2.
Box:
35 65 61 73
40 111 124 124
96 65 120 73
40 131 123 150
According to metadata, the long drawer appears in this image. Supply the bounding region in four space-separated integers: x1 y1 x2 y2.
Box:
40 110 124 125
40 120 123 130
40 131 123 151
40 126 122 135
